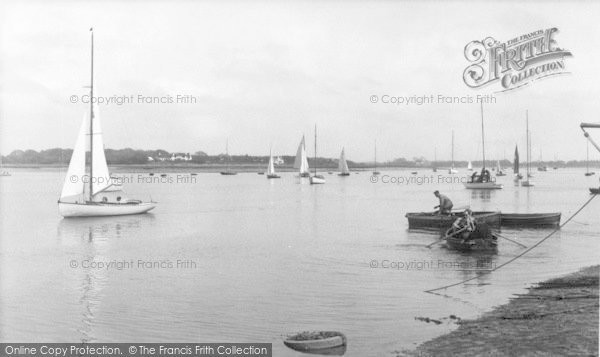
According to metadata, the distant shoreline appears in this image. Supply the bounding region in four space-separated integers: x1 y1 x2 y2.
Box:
405 265 599 356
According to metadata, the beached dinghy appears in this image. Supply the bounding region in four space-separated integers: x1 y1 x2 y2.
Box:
58 29 155 218
284 331 346 353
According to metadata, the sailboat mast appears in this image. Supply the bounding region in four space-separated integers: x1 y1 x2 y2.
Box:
526 110 530 175
314 124 317 175
480 102 486 170
89 28 94 201
451 130 454 167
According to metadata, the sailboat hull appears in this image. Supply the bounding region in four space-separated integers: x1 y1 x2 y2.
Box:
310 175 326 184
463 182 503 189
59 201 156 217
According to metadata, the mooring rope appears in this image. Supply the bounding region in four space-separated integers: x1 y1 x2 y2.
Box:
425 192 599 294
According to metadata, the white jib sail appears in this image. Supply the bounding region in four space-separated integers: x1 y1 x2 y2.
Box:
60 114 88 200
339 148 349 174
267 148 275 175
91 104 120 196
293 135 309 174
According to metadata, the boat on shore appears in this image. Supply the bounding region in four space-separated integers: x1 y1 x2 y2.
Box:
405 211 501 231
284 331 346 354
500 213 561 227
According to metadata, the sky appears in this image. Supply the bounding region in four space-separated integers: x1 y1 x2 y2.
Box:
1 0 600 162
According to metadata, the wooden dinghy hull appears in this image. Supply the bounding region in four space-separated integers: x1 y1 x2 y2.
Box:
500 213 561 227
445 235 498 252
284 332 346 354
405 211 501 231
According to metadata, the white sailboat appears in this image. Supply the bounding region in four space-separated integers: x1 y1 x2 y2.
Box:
496 160 506 176
448 130 458 174
373 140 380 175
522 111 535 187
338 148 350 176
467 161 473 171
220 139 237 175
58 29 155 217
464 103 503 189
0 154 10 176
309 125 325 185
266 147 280 179
294 135 310 177
585 141 595 176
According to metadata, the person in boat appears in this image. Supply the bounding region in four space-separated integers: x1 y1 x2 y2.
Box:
433 190 453 215
450 209 476 240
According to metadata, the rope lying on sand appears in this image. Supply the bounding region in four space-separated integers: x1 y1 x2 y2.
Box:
425 193 599 294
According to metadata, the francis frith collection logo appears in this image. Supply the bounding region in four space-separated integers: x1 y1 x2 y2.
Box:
463 28 572 91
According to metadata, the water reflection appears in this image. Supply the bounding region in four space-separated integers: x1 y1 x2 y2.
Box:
56 215 153 342
470 189 493 201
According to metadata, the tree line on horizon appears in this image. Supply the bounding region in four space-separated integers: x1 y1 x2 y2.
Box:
1 148 597 168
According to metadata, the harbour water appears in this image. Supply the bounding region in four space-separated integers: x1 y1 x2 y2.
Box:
0 168 598 356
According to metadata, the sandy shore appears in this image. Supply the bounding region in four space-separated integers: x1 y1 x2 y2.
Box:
405 266 599 357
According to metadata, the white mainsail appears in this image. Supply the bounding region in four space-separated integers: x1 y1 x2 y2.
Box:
267 148 276 175
293 135 309 174
338 148 349 174
60 114 88 200
467 161 472 170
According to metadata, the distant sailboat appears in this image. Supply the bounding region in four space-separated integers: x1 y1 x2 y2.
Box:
309 125 325 185
220 139 237 175
467 161 473 171
496 160 506 176
373 140 380 175
464 103 503 189
294 135 310 177
432 147 437 172
338 148 350 176
0 154 10 176
58 29 155 217
522 111 534 187
537 150 548 171
266 147 280 179
585 141 595 176
513 145 523 180
448 130 458 174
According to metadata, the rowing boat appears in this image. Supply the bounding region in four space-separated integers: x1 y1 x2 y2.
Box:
444 225 498 252
405 211 501 230
500 213 561 227
284 331 346 353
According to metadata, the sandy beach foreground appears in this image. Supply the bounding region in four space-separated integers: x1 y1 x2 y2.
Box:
406 266 599 357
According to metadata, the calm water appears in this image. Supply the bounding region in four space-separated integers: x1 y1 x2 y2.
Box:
1 168 599 356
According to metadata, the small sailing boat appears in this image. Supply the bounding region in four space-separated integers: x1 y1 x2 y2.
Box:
513 145 523 180
373 140 381 175
266 147 280 179
294 135 310 177
0 154 10 176
309 125 325 185
496 160 506 176
585 141 595 176
464 104 503 189
537 150 548 171
522 111 534 187
58 29 155 217
220 139 237 175
338 148 350 176
448 130 458 174
467 161 473 171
